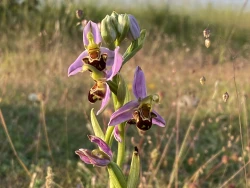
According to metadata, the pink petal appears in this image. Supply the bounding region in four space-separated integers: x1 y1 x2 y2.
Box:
108 100 139 126
75 149 92 164
88 135 112 158
152 110 165 127
97 83 111 115
68 50 88 76
133 66 147 99
83 21 102 46
106 47 123 81
114 125 122 143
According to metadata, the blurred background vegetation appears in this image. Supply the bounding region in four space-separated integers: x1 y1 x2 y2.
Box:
1 0 250 187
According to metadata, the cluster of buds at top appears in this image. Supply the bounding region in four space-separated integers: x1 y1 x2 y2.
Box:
101 11 140 49
203 28 211 48
200 76 206 85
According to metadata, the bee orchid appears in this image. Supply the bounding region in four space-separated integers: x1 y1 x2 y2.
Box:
75 135 113 167
108 66 165 132
68 21 123 114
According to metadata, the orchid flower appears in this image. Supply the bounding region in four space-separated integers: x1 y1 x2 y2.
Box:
108 66 165 132
68 21 122 76
75 135 113 167
67 21 123 114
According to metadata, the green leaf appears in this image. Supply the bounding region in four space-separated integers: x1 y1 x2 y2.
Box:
90 108 104 140
127 147 140 188
122 29 146 65
107 162 127 188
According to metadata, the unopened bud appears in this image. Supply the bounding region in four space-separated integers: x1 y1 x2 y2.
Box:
76 10 84 19
205 38 211 48
127 14 140 41
110 11 119 24
127 146 140 188
117 14 130 43
200 76 206 85
101 15 117 49
223 92 229 102
203 28 210 38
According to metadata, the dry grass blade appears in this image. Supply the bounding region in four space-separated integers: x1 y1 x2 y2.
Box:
0 109 32 178
219 160 250 188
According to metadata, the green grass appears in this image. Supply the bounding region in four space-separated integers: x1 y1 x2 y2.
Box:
1 0 250 187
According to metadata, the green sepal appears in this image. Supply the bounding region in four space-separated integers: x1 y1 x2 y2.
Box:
107 161 127 188
90 108 105 140
127 147 140 188
122 29 146 66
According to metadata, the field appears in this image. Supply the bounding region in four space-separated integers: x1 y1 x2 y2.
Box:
1 0 250 187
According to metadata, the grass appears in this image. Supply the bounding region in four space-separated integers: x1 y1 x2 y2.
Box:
1 0 250 187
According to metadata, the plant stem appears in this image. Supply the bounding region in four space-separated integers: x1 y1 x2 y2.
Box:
116 123 125 167
105 126 114 146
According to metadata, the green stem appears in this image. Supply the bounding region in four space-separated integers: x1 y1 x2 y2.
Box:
116 122 125 167
105 126 114 147
107 162 127 188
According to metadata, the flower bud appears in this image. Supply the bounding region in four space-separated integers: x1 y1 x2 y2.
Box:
203 28 210 38
205 38 211 48
127 147 140 188
223 92 229 102
101 15 117 49
200 76 206 85
127 14 140 41
76 10 84 19
110 11 119 24
117 14 130 44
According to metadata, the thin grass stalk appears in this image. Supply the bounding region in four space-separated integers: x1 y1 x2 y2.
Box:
175 99 181 188
232 61 247 185
29 173 37 188
156 112 173 150
148 130 174 185
40 101 54 163
0 109 32 178
35 120 42 162
242 92 250 174
167 95 204 188
189 149 224 182
219 160 250 188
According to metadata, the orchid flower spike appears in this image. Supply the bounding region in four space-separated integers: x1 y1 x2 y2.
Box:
67 21 123 114
108 66 166 132
75 135 113 167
